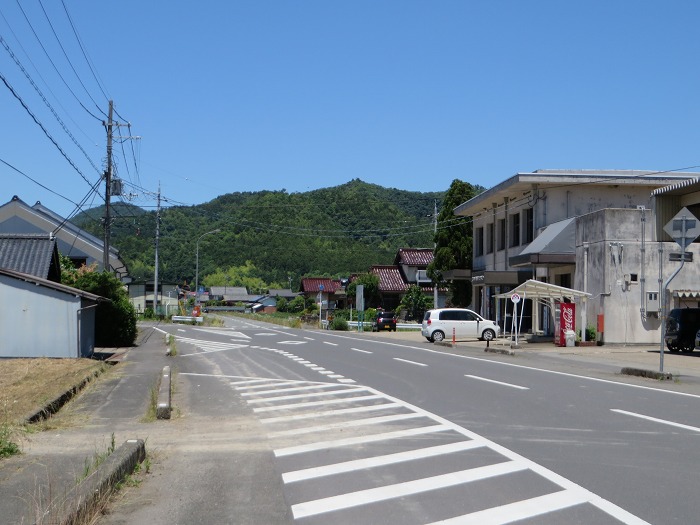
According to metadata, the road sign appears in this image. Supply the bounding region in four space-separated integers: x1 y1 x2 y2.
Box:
511 293 520 304
663 207 700 250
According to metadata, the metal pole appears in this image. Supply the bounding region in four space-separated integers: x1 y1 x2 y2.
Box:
103 100 113 272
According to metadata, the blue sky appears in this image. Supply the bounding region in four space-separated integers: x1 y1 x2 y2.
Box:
2 1 700 219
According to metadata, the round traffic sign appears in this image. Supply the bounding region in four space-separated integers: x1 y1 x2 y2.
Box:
511 293 521 304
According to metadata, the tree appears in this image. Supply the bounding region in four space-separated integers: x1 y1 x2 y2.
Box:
427 179 480 307
67 269 137 347
398 285 432 321
346 273 380 310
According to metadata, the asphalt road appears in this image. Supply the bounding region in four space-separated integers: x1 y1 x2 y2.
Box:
101 318 700 524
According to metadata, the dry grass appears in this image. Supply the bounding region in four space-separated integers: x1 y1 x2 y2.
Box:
0 358 105 424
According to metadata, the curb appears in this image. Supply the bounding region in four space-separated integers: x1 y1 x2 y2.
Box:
620 367 674 381
156 366 172 419
39 439 146 525
22 368 105 425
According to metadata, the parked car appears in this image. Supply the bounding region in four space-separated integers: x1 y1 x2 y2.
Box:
372 311 397 332
421 308 499 342
695 329 700 350
665 308 700 352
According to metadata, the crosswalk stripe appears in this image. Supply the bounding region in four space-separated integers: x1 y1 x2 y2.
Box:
292 460 527 519
259 402 401 424
427 489 590 525
253 394 384 413
268 412 423 438
282 439 486 483
240 383 348 396
274 424 449 457
246 388 370 404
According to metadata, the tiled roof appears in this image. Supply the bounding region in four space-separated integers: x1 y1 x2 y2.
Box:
395 248 434 267
371 266 409 293
0 234 59 281
300 278 341 293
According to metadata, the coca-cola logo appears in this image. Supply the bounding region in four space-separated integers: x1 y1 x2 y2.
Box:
562 305 574 330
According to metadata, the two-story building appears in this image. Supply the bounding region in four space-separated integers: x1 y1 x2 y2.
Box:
455 169 700 344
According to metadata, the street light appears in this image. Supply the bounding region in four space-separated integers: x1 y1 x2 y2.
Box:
195 229 221 304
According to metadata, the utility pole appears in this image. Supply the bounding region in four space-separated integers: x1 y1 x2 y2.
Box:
154 183 161 314
433 199 439 308
103 100 114 272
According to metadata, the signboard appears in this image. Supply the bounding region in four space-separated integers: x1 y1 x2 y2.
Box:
355 284 364 312
511 293 520 304
663 207 700 250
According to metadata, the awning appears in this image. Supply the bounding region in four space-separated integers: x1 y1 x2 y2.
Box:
495 279 591 301
509 218 576 267
675 290 700 298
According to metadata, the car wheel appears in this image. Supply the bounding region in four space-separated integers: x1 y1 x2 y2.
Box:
425 337 432 342
682 342 695 353
481 329 496 342
668 343 679 353
432 330 445 342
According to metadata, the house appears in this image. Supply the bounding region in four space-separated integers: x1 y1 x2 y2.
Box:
209 286 258 303
0 196 129 281
454 169 700 344
128 280 179 315
300 278 345 316
0 267 103 358
0 233 62 282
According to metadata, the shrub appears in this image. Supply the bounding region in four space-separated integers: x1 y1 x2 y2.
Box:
330 317 349 331
585 325 597 341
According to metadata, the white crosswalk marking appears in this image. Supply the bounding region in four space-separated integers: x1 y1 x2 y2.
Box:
228 376 650 525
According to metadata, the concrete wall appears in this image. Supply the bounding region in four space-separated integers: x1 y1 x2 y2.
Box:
575 208 700 344
0 275 83 358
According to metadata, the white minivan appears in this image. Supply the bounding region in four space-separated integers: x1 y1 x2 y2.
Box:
421 308 499 342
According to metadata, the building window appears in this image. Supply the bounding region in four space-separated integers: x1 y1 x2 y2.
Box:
498 219 506 251
486 223 494 254
524 208 534 243
475 227 484 257
510 213 520 247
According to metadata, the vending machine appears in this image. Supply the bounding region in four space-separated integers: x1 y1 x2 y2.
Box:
554 301 576 346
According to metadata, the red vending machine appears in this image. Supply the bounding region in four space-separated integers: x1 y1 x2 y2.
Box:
555 302 576 346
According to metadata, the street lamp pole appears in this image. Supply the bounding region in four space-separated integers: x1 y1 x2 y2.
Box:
195 229 221 304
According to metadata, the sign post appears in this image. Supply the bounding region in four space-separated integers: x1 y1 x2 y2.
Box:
511 293 521 347
660 208 700 371
356 285 365 332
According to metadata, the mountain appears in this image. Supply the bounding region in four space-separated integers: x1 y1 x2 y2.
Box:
72 179 446 287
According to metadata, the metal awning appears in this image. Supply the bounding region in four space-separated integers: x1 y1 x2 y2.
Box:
495 279 591 301
510 218 576 267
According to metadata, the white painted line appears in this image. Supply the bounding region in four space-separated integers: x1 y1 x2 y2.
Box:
259 402 402 424
291 460 526 519
253 394 385 413
233 380 308 391
240 383 346 396
394 357 428 367
350 347 373 354
311 366 325 371
299 360 311 364
323 341 339 346
337 378 356 384
327 374 345 379
247 388 369 404
177 328 186 332
429 489 589 524
465 375 529 390
269 412 423 438
611 409 700 433
283 439 486 483
304 337 314 340
303 364 318 368
275 424 449 457
318 370 334 375
230 379 278 386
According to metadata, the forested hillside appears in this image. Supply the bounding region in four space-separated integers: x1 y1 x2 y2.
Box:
73 179 447 289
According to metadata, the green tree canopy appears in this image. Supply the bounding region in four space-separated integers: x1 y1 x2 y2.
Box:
398 285 432 321
347 273 380 310
427 179 480 307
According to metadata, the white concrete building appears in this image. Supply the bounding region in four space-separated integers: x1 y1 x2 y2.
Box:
455 169 700 344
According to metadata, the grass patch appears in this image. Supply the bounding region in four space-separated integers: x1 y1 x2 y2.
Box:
167 334 177 356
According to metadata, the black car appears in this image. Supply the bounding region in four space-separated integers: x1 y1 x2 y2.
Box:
665 307 700 352
373 311 397 332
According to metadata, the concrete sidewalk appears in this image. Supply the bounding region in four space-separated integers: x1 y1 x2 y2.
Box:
0 326 169 525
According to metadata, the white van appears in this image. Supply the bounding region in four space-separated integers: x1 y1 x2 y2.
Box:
421 308 499 342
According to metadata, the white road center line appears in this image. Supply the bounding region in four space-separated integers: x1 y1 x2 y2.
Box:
350 347 373 354
611 409 700 433
393 357 428 367
465 375 529 390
